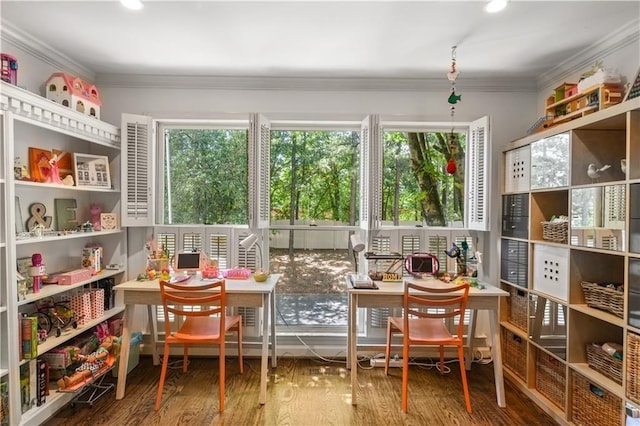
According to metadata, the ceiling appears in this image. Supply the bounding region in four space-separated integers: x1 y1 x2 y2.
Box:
1 1 639 86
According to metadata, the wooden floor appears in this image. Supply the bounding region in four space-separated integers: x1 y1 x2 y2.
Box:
45 356 556 425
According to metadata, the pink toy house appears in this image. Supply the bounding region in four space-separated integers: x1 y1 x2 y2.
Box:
1 53 18 85
45 73 101 119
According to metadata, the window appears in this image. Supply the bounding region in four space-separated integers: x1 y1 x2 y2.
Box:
268 124 361 329
159 124 249 225
382 126 466 227
380 117 490 231
270 128 360 226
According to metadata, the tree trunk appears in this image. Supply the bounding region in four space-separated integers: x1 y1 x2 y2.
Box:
407 132 446 226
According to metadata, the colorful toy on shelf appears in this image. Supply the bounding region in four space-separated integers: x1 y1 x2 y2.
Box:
44 151 67 185
45 72 101 119
28 253 45 294
1 53 18 85
90 203 103 231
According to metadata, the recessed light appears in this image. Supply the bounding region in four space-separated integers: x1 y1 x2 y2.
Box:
121 0 143 10
485 0 508 13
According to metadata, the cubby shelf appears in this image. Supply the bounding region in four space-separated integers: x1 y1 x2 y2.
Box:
501 98 640 425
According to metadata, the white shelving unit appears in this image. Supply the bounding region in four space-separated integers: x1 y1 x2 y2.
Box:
0 82 126 425
500 97 640 425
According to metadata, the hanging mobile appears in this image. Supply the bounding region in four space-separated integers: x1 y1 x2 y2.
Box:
446 46 460 175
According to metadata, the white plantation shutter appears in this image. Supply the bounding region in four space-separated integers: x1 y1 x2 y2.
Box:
250 113 271 230
208 234 228 269
182 233 203 252
361 115 381 231
426 234 448 274
466 116 490 231
121 113 154 226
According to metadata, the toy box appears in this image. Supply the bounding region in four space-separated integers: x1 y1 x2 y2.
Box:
58 268 92 285
82 247 102 274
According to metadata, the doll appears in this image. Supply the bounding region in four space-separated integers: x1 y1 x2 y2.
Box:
89 203 102 231
57 336 120 390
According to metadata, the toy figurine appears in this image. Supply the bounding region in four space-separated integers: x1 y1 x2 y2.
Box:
90 203 102 231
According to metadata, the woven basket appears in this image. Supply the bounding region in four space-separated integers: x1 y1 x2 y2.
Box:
507 286 528 332
572 372 622 426
541 221 568 243
502 328 527 381
586 344 622 385
628 332 640 405
581 281 624 318
536 349 566 410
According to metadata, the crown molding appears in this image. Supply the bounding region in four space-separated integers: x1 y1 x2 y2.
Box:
0 19 95 82
537 18 640 90
95 73 537 93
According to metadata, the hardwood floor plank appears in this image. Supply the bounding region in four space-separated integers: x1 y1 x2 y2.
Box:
44 356 556 425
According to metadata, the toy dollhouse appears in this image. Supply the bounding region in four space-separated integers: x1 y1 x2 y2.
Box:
45 73 101 119
1 53 18 85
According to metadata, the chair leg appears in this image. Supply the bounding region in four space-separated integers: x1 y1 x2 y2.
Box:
401 340 409 413
237 322 243 374
183 344 189 373
384 322 393 375
439 345 445 375
155 343 171 410
457 345 472 414
219 342 226 413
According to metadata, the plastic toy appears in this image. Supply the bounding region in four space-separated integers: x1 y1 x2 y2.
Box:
90 203 102 231
45 73 101 119
1 53 18 85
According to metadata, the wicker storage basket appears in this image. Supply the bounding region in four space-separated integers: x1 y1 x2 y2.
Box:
628 332 640 405
502 328 527 381
507 286 528 332
536 349 566 410
586 344 622 385
580 281 624 318
571 372 622 426
541 221 568 243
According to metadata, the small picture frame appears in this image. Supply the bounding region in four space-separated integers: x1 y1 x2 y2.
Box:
100 213 117 230
73 153 111 188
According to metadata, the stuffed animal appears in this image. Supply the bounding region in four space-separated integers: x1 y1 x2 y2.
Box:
89 203 102 231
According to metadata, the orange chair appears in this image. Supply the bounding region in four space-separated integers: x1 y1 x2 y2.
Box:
384 281 471 413
155 279 243 412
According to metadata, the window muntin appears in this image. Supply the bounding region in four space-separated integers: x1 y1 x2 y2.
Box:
160 125 249 225
382 127 467 227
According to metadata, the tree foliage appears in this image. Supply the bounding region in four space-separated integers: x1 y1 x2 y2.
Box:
163 129 248 224
383 131 465 226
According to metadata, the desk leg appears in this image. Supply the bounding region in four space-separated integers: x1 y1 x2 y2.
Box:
116 303 134 399
259 294 269 405
270 288 277 368
489 308 506 407
350 293 357 406
346 292 351 368
465 309 478 370
148 305 160 365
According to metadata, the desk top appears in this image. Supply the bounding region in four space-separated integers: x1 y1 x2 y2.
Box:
115 274 280 294
346 276 508 297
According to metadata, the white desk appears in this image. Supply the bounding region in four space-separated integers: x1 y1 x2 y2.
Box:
114 274 279 405
347 277 509 407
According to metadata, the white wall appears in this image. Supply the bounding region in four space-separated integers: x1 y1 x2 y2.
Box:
3 30 639 290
